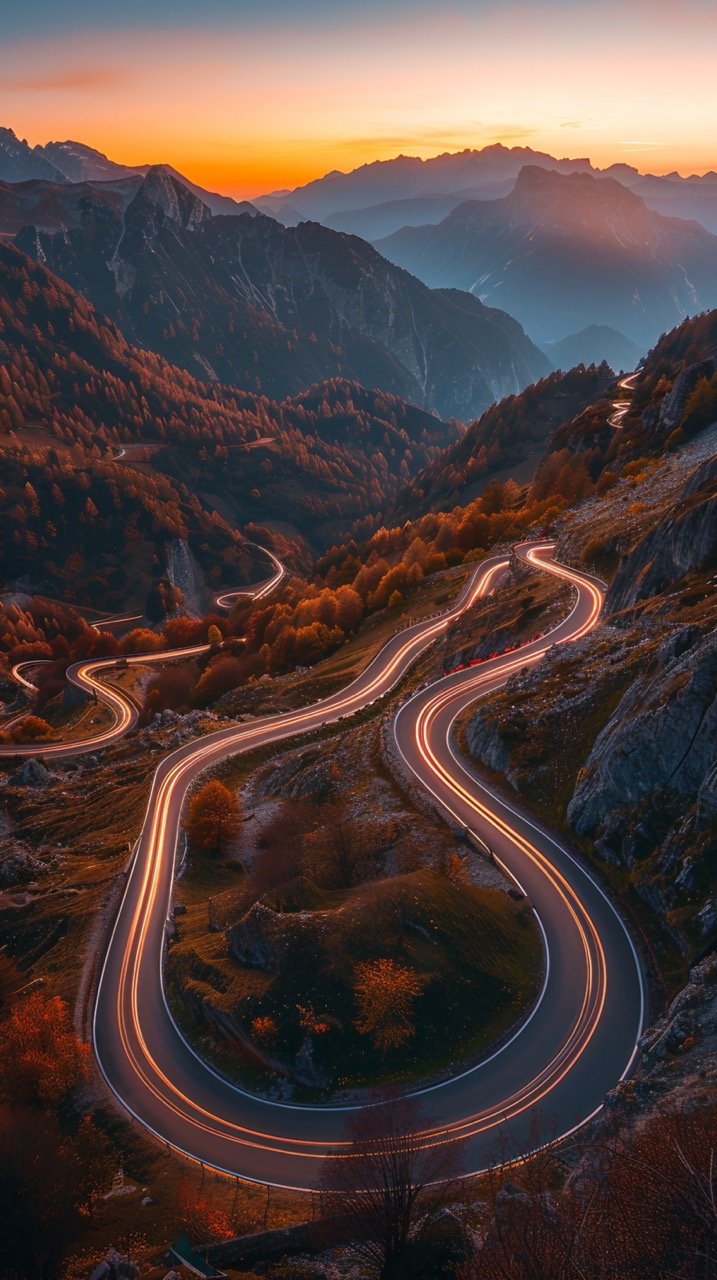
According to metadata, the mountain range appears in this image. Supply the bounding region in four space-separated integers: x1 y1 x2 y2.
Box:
5 125 717 377
0 127 257 218
374 167 717 348
13 166 548 421
256 142 717 237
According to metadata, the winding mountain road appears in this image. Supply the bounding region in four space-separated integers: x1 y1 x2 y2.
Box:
608 370 639 429
0 544 285 760
88 541 643 1189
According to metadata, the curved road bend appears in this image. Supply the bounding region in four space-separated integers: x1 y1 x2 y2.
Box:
93 544 643 1189
0 545 286 761
608 371 639 430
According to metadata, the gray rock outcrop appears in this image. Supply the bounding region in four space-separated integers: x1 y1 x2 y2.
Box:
0 841 43 888
657 358 715 432
567 629 717 837
607 454 717 612
88 1248 140 1280
227 901 282 969
8 758 50 788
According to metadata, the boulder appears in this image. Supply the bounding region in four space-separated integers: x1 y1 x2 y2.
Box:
88 1248 140 1280
293 1036 329 1089
8 758 50 788
0 842 43 888
227 901 282 969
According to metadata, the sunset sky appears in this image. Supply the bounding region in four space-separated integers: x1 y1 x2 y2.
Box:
1 0 715 198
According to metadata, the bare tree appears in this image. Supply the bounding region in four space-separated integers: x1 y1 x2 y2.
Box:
463 1105 717 1280
320 1093 465 1279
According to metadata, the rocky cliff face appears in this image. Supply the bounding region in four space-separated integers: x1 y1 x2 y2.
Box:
568 627 717 836
607 454 717 611
605 953 717 1122
464 412 717 958
567 627 717 947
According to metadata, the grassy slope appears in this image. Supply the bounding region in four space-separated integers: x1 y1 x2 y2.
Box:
167 866 540 1096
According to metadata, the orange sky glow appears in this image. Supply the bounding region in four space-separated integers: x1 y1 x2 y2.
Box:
1 4 715 198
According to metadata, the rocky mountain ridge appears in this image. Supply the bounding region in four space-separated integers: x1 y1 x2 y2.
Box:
256 141 717 236
375 167 717 348
17 166 548 421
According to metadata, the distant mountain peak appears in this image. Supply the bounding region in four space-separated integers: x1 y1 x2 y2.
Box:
505 164 643 228
0 126 68 184
40 138 144 183
131 165 211 230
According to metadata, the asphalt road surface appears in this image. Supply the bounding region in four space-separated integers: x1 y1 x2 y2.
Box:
91 542 644 1190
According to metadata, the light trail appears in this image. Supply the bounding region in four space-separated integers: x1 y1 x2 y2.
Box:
608 370 639 430
91 542 644 1189
0 543 285 759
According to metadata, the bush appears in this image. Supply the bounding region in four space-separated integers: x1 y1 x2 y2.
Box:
8 715 53 744
0 992 90 1107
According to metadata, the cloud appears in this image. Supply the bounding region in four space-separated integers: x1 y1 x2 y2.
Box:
336 121 538 153
2 67 134 92
617 140 666 151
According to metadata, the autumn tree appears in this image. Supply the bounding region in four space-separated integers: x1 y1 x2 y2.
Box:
145 576 185 622
303 802 383 890
185 779 242 855
6 714 53 744
321 1095 464 1280
140 663 198 724
0 992 90 1108
465 1104 717 1280
354 959 425 1052
251 1015 278 1048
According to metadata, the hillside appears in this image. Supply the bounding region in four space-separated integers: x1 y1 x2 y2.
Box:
375 167 717 348
0 173 141 236
0 241 465 550
533 309 717 493
466 429 717 968
0 448 260 611
393 363 615 518
15 166 548 422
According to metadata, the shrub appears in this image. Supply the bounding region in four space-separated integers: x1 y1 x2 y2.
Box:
8 715 53 744
354 959 425 1052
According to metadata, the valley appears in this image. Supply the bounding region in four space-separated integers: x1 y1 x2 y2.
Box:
1 95 716 1280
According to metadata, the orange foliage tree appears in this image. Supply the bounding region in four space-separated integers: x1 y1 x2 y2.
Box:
185 779 242 855
7 714 53 744
0 992 91 1107
354 959 425 1052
